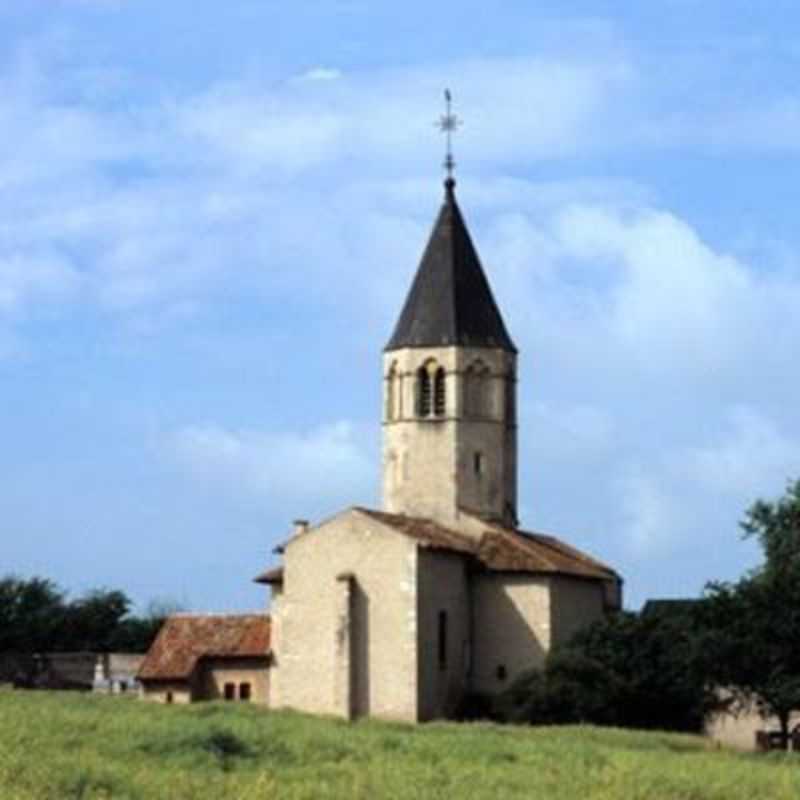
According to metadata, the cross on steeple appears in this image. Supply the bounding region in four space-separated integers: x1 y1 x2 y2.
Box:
437 89 461 185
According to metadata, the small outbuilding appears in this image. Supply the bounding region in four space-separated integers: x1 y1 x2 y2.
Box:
137 614 270 704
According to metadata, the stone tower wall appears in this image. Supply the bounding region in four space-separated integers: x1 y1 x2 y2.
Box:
382 346 517 526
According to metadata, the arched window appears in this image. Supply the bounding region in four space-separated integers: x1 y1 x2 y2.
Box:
417 366 432 417
434 367 446 417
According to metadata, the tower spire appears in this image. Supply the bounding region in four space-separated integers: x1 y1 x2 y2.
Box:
437 89 461 188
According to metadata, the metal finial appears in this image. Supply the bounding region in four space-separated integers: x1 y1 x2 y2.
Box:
437 88 461 185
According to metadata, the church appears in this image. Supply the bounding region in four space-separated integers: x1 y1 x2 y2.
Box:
252 172 622 722
138 141 622 715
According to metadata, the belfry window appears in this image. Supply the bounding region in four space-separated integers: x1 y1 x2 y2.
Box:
418 362 445 419
417 367 432 417
434 368 446 416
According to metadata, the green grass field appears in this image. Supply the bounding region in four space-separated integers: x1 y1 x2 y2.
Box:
0 691 798 800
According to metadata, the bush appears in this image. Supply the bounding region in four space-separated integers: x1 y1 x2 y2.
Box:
492 612 712 732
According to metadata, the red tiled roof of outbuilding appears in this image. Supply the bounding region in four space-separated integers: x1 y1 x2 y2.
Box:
137 614 270 681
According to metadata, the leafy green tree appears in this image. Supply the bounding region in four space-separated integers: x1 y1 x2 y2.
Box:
701 478 800 742
58 589 132 651
0 576 65 653
495 609 712 731
0 575 174 666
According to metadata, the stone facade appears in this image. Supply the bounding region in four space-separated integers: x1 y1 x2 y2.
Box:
705 699 800 751
270 510 419 720
383 346 517 527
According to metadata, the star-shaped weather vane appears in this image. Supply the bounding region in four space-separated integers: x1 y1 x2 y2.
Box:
437 89 461 182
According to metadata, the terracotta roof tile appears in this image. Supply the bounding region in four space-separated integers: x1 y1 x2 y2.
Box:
137 614 270 681
356 508 476 555
477 527 618 580
356 507 618 581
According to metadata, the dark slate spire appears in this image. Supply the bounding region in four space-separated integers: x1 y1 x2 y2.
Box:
385 179 516 353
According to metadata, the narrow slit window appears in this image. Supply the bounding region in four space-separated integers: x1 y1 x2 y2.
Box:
386 363 398 421
438 610 448 671
474 452 484 476
417 367 431 417
434 368 446 416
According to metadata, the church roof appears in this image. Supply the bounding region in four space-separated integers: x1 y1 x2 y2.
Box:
356 508 618 582
385 179 516 353
358 508 476 555
137 614 270 681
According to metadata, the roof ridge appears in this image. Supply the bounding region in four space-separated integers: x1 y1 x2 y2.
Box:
517 529 617 575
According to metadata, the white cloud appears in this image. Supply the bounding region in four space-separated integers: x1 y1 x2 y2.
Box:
616 468 683 556
296 67 342 82
0 252 81 314
683 407 800 498
554 206 754 368
166 421 376 513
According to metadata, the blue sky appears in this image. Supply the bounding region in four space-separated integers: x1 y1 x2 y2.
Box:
3 0 800 612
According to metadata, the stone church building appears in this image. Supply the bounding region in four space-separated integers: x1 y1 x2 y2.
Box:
253 176 622 722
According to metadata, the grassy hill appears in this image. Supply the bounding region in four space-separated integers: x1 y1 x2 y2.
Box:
0 691 798 799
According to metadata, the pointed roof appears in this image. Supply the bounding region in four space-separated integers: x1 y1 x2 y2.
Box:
385 179 516 353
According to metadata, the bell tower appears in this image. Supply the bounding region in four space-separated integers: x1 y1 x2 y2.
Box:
382 174 518 528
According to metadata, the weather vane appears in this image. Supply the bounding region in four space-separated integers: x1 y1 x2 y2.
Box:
437 89 461 183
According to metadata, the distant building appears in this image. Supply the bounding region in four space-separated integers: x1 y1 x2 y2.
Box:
93 653 144 694
0 652 143 692
137 614 270 704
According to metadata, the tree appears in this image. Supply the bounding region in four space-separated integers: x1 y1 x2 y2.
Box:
0 575 173 671
494 609 712 731
701 478 800 742
0 576 65 654
58 589 132 651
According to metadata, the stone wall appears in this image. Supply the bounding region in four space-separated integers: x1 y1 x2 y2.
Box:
416 549 470 720
549 576 607 648
140 681 193 704
197 657 269 703
470 573 550 695
382 346 517 526
274 509 419 721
